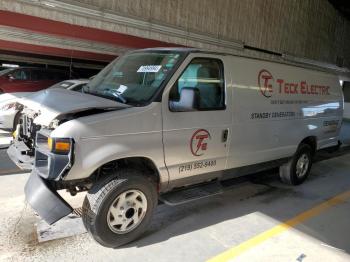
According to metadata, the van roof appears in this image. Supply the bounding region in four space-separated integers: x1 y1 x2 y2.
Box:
136 47 349 76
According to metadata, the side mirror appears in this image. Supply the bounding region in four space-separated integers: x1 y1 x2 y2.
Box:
169 87 200 112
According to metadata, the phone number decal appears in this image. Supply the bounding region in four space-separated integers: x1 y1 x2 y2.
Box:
179 160 216 174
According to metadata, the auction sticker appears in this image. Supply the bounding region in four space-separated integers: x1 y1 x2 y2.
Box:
137 65 162 73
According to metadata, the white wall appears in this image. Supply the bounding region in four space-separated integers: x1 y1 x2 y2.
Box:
1 0 350 68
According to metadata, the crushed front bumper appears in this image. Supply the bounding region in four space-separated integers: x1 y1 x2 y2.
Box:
24 171 73 224
7 142 33 170
0 109 17 130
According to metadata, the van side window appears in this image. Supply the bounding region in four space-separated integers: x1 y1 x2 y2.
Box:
169 58 225 111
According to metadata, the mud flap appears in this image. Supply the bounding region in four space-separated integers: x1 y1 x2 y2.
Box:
24 171 73 225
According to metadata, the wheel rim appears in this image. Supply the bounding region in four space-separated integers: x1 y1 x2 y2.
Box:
296 153 310 178
107 189 148 234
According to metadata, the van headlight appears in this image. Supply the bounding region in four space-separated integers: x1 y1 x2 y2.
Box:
48 137 72 154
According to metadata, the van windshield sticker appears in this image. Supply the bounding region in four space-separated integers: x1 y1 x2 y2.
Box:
137 65 162 73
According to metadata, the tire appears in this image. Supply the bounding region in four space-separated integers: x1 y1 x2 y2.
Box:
82 169 158 248
279 144 313 185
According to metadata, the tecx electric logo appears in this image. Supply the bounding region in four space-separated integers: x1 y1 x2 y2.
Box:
257 69 331 98
258 69 274 98
190 129 211 156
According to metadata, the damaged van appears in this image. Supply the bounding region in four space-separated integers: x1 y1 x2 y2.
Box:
8 48 343 247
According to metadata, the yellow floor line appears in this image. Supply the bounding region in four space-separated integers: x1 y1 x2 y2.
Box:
208 190 350 262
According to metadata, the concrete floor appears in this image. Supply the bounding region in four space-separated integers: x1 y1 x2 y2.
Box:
0 125 350 261
340 119 350 145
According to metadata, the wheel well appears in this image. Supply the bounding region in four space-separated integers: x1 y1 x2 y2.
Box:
94 157 160 186
300 136 317 155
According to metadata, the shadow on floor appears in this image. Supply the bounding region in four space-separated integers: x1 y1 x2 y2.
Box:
124 150 350 255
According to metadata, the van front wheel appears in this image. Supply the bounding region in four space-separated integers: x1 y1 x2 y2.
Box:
82 170 157 248
279 144 313 185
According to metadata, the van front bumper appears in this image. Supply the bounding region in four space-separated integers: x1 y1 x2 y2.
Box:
7 142 33 170
24 171 73 224
0 109 17 130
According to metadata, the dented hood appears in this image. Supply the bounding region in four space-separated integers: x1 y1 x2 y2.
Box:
0 92 31 105
19 88 129 126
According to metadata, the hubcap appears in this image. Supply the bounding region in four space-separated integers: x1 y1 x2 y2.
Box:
296 153 309 178
107 189 147 234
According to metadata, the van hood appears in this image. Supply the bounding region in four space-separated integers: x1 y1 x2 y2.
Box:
19 88 129 126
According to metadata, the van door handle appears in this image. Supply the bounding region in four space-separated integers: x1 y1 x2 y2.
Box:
222 129 228 142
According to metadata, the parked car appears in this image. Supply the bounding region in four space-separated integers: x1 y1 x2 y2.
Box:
0 79 88 131
0 67 70 94
8 48 343 248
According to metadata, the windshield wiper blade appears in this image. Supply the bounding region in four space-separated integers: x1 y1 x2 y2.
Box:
110 92 127 104
101 88 127 104
84 91 132 107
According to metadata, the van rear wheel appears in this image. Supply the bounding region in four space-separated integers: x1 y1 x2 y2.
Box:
82 169 157 248
279 144 313 185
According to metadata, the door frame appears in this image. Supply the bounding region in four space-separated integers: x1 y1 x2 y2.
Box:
161 53 233 189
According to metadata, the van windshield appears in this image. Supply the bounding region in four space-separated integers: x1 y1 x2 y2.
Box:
85 51 184 105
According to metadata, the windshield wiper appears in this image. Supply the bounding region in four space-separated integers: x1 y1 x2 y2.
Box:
84 90 132 107
102 88 127 104
110 91 127 104
82 85 133 106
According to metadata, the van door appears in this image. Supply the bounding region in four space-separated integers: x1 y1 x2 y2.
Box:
162 55 232 188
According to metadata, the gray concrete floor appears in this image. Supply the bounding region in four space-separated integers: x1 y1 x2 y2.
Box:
0 123 350 261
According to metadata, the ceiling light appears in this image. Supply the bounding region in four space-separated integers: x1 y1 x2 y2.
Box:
2 63 19 68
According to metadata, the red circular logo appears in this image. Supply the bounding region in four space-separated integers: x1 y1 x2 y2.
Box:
190 129 211 156
258 69 274 98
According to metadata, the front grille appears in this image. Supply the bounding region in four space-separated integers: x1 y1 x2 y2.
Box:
21 115 41 139
35 130 51 179
19 115 41 155
36 131 50 151
34 130 72 180
21 114 31 138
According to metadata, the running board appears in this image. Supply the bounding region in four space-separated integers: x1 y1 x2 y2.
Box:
160 182 224 206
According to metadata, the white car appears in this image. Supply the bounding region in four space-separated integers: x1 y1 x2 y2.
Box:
0 79 88 131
